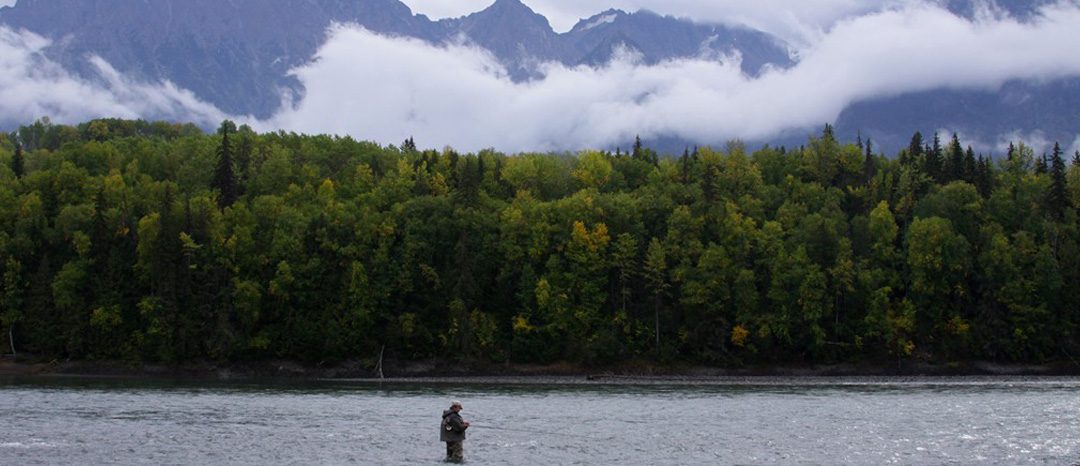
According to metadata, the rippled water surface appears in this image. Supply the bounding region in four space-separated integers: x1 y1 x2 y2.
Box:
2 377 1079 465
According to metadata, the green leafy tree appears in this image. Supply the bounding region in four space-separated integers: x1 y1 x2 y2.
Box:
1 259 25 358
5 117 1080 369
980 231 1061 360
906 216 971 356
643 237 669 353
571 150 613 190
611 233 639 333
1068 153 1080 209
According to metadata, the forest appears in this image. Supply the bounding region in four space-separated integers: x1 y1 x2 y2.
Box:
1 118 1079 369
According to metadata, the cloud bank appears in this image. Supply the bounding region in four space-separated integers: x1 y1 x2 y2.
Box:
2 1 1080 154
266 2 1080 152
0 27 227 129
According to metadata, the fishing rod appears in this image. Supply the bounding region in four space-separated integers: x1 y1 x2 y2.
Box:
468 422 613 441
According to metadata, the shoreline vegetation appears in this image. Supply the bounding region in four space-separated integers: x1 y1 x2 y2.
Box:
2 118 1080 374
3 356 1080 381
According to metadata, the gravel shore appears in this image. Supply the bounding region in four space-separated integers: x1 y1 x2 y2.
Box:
4 356 1080 383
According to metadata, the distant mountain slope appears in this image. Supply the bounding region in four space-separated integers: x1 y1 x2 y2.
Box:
0 0 435 117
834 78 1080 154
0 0 792 118
439 0 564 80
564 8 790 75
0 0 1077 153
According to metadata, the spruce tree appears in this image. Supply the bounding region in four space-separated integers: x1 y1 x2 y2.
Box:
680 147 691 184
1048 142 1069 220
234 128 253 189
923 133 943 182
945 133 964 182
822 123 836 142
908 131 925 158
863 139 877 184
974 156 991 197
963 146 976 183
402 136 417 153
212 120 238 209
11 143 24 178
1073 150 1080 167
1035 153 1048 174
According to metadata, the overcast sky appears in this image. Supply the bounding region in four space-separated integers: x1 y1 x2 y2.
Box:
2 0 1080 153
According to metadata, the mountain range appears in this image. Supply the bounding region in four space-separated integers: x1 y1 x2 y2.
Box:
1 0 1077 154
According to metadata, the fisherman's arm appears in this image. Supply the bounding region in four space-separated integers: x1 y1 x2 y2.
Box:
449 415 469 432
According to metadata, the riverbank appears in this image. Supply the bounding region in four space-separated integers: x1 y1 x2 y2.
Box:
3 355 1080 382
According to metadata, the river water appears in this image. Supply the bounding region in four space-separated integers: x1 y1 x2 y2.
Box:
1 376 1078 465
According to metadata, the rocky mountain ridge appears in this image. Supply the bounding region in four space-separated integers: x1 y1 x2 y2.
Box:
0 0 789 117
1 0 1076 153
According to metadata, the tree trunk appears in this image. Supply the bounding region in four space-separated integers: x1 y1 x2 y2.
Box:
375 345 385 379
653 295 660 353
8 324 15 360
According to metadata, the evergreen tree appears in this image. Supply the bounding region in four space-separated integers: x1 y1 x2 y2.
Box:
212 120 238 209
1048 142 1069 220
234 125 254 189
907 131 925 159
863 140 877 184
822 123 836 142
10 116 1080 367
402 137 417 153
945 133 964 182
963 146 977 183
1073 150 1080 167
924 133 943 182
11 143 24 178
1035 153 1048 174
974 155 993 197
680 147 691 184
632 136 658 166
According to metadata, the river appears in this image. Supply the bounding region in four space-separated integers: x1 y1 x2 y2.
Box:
1 376 1078 464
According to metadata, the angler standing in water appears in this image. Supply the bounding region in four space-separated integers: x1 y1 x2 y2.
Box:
440 400 470 462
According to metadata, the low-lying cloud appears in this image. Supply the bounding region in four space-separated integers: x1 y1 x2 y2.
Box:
2 1 1080 154
0 27 227 129
267 1 1080 152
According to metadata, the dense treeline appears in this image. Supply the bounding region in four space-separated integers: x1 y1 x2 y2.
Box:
2 119 1079 368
